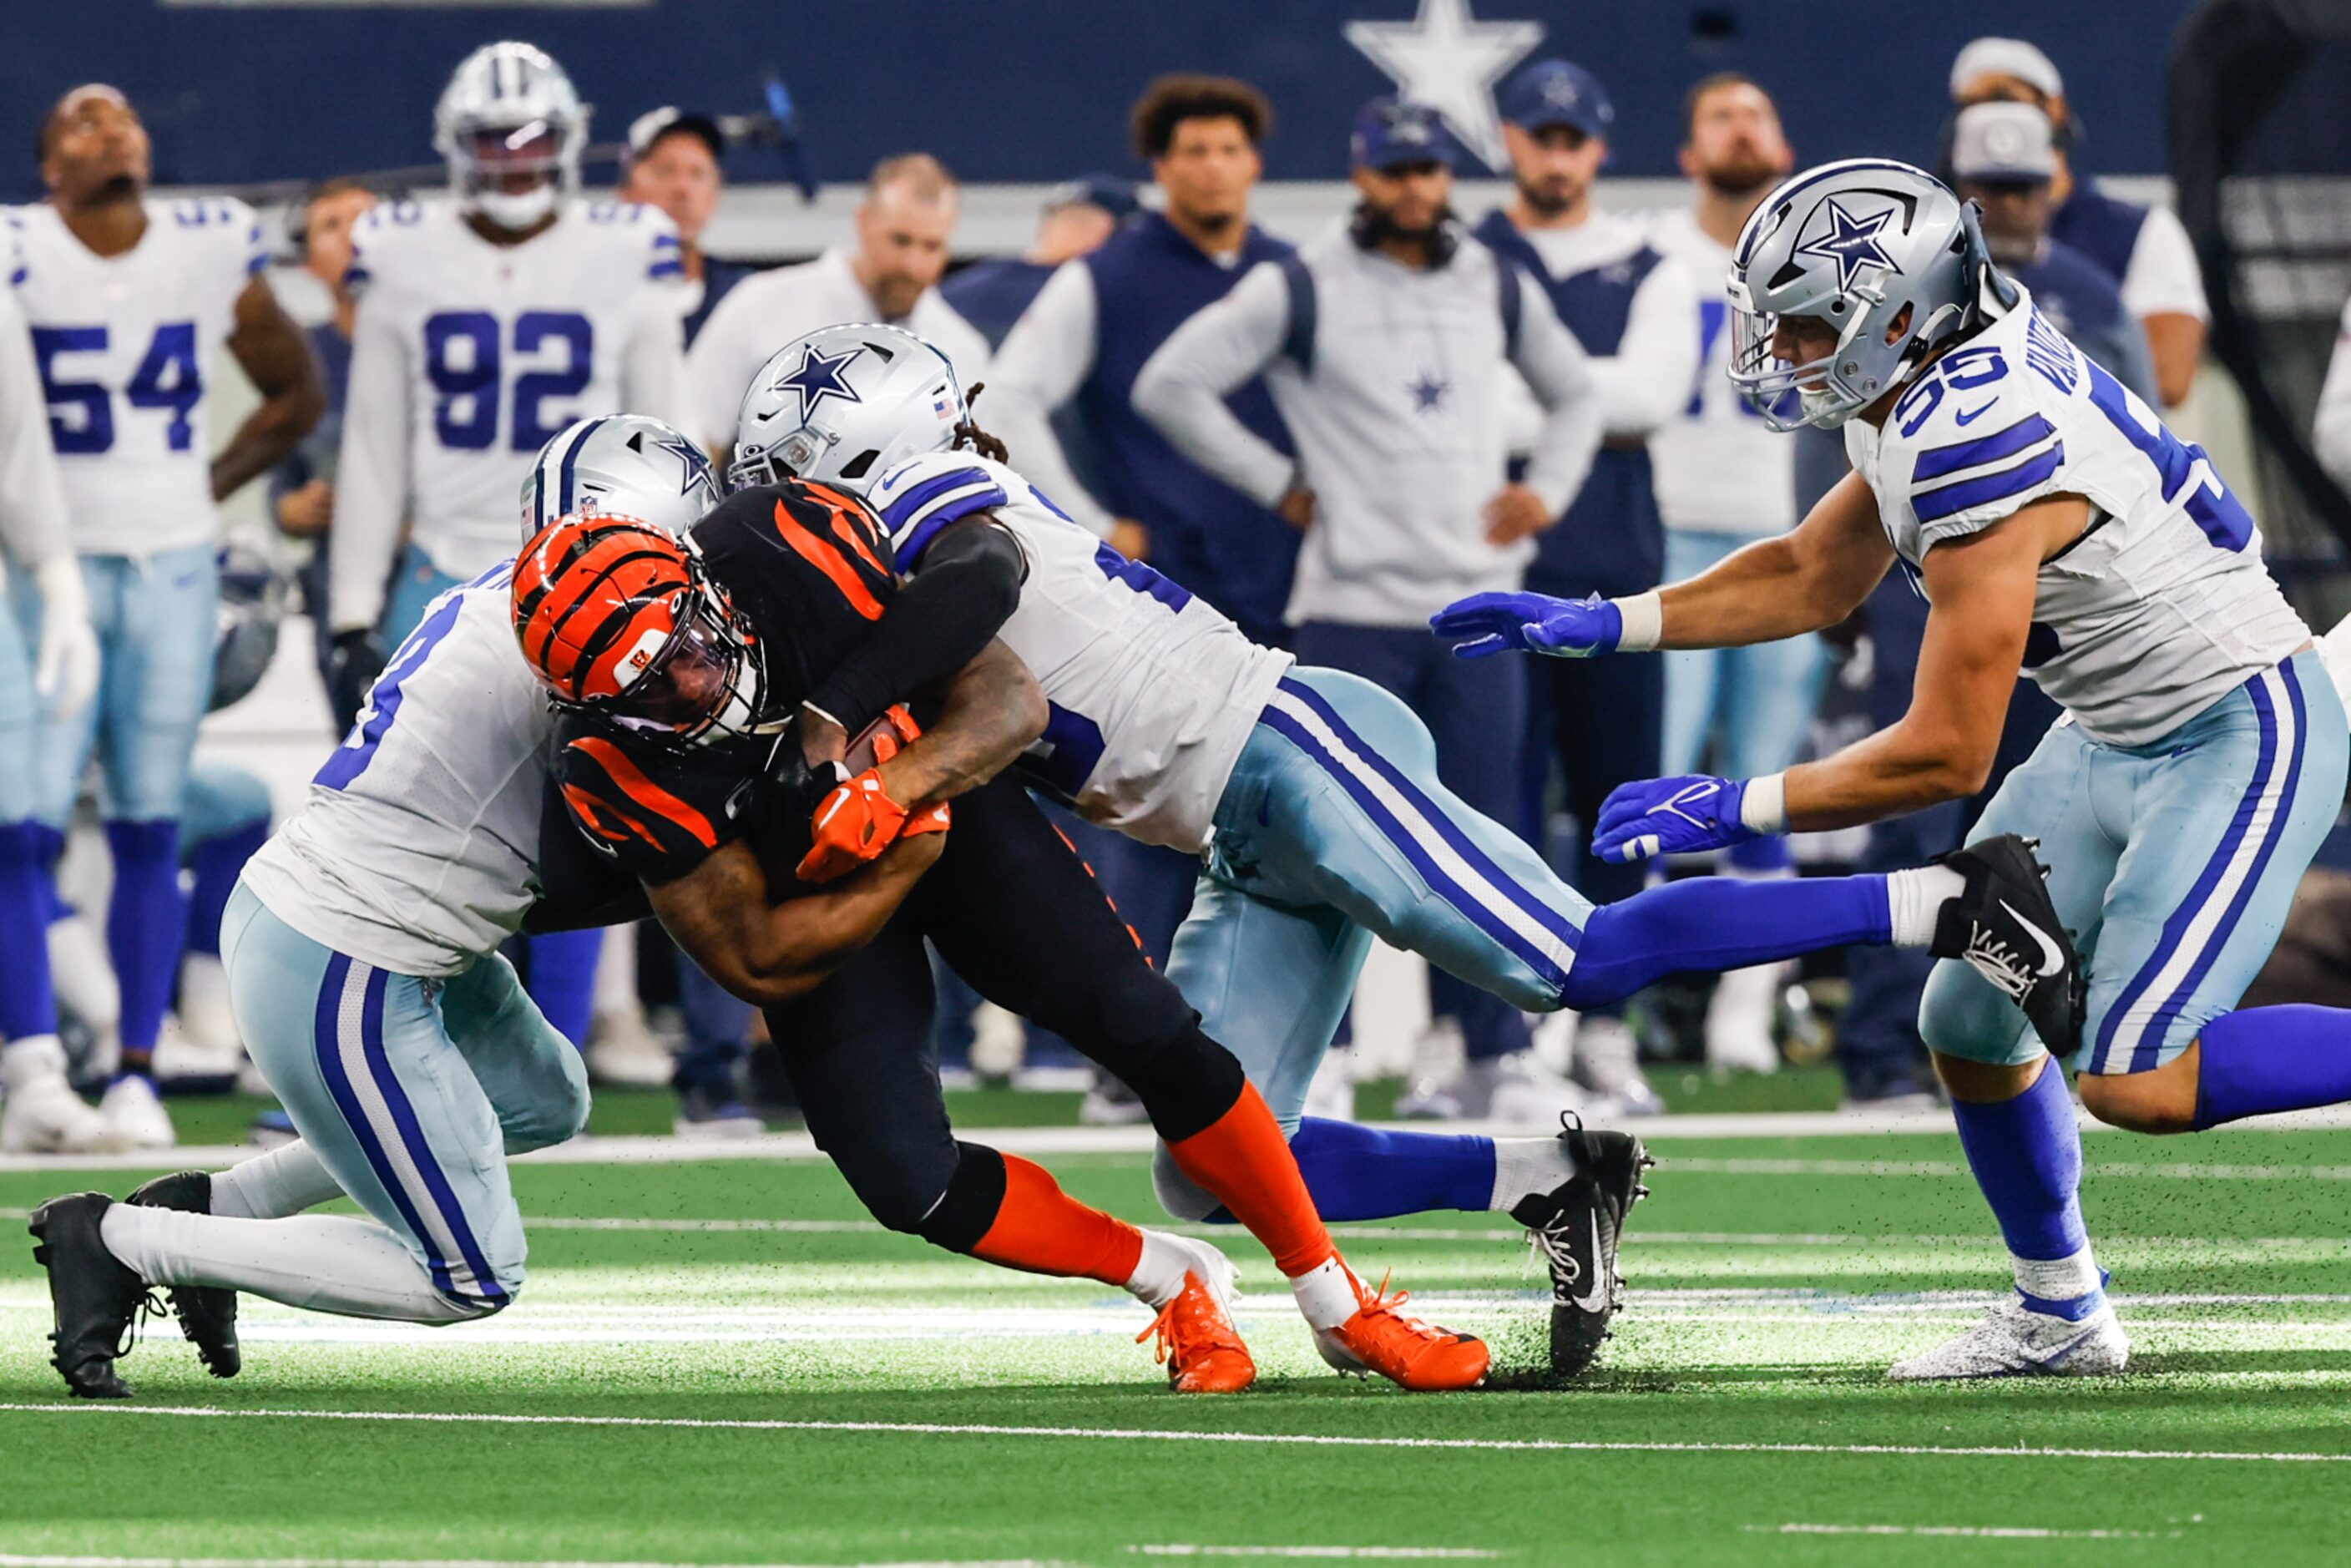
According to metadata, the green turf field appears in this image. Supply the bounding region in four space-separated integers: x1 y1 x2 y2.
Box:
3 1120 2348 1566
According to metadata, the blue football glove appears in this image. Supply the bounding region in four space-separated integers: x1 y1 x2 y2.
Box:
1429 591 1622 660
1591 774 1761 863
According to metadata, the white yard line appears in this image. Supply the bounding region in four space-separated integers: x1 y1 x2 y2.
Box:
1128 1550 1501 1560
0 1559 1063 1568
5 1099 2351 1174
3 1401 2350 1465
1748 1524 2183 1540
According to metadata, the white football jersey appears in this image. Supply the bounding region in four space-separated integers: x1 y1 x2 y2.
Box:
1846 291 2309 746
341 198 683 582
872 451 1293 852
1643 208 1796 536
7 196 264 555
240 563 554 977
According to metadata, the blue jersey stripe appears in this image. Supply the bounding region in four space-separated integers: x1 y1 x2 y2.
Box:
894 483 1009 569
1912 413 2057 485
1913 442 2065 524
879 466 997 527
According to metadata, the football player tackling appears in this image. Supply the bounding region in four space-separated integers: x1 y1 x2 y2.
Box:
1436 159 2351 1378
726 322 2084 1373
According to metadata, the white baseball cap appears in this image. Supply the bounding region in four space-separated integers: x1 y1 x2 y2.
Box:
1949 102 2058 184
1949 38 2065 101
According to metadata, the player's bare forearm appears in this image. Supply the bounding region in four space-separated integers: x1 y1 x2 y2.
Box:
650 832 945 1008
212 279 325 502
1656 470 1893 649
1781 503 2067 831
875 639 1046 809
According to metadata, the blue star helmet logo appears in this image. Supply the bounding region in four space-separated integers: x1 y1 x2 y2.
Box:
775 343 862 422
646 428 715 496
1795 196 1898 291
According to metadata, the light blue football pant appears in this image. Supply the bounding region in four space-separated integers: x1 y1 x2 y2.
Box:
1661 527 1828 778
1923 650 2348 1075
220 881 590 1308
0 579 38 822
1165 668 1591 1133
13 544 218 824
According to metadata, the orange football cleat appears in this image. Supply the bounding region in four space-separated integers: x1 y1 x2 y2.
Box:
1139 1267 1257 1393
1315 1269 1489 1392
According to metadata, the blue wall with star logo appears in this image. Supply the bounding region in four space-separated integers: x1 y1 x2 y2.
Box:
5 0 2201 197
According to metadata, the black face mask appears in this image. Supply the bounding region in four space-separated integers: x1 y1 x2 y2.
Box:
1349 197 1459 266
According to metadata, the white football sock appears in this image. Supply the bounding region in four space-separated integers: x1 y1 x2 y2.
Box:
1489 1135 1578 1212
1289 1255 1361 1332
99 1204 486 1323
210 1139 345 1220
1125 1230 1194 1311
2013 1246 2103 1305
1886 864 1969 947
0 1034 69 1085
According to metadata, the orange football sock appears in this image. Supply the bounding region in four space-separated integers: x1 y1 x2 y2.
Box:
1166 1082 1338 1277
972 1153 1145 1287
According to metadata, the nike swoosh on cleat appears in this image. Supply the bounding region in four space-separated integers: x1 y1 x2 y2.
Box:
1567 1207 1611 1314
1999 898 2067 977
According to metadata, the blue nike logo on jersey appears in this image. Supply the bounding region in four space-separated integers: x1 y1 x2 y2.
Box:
1954 401 1996 426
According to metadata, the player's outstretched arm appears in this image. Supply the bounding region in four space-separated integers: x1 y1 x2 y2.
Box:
212 277 326 502
1652 468 1896 650
650 831 946 1009
1433 469 1896 659
1777 498 2080 829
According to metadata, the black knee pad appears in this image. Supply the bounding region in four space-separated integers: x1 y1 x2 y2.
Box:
835 1141 965 1236
1117 1024 1248 1145
912 1141 1009 1254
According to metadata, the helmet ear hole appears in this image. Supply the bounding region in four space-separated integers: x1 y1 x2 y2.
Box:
837 449 880 482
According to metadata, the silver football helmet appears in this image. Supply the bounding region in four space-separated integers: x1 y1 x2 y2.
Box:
729 323 969 494
522 415 720 539
433 42 587 231
210 543 287 713
1727 159 2017 430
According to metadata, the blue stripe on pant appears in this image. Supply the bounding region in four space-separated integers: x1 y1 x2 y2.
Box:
1166 666 1593 1129
224 882 589 1308
1289 621 1537 1061
1920 652 2348 1074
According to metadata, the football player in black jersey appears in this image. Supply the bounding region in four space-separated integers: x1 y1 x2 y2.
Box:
515 487 1491 1393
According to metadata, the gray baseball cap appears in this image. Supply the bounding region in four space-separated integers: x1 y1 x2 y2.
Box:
1950 102 2057 185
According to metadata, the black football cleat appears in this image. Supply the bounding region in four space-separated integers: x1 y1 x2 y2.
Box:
1931 832 2086 1059
129 1171 240 1378
1510 1115 1654 1378
28 1192 149 1399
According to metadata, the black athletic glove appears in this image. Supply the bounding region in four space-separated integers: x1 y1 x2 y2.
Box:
326 628 387 735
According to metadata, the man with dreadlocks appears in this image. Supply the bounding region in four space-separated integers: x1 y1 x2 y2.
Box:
727 320 2085 1378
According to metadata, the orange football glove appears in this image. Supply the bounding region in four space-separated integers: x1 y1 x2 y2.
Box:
797 768 911 883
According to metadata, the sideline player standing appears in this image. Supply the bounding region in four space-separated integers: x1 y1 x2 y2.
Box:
1437 159 2350 1378
1641 73 1812 1075
1474 59 1699 1112
326 41 685 1050
0 213 104 1152
11 84 321 1148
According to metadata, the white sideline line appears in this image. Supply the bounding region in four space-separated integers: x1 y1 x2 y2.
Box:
0 1559 1063 1568
1748 1525 2182 1540
4 1401 2351 1465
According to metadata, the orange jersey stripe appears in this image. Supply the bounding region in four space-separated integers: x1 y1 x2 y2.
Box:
804 481 891 575
561 781 661 851
570 736 720 849
771 498 885 620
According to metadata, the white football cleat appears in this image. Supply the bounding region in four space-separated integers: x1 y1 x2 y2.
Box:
99 1074 176 1150
175 953 243 1054
583 1005 671 1088
1888 1295 2129 1382
0 1041 129 1154
151 1014 245 1085
1303 1048 1356 1123
1704 963 1782 1075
